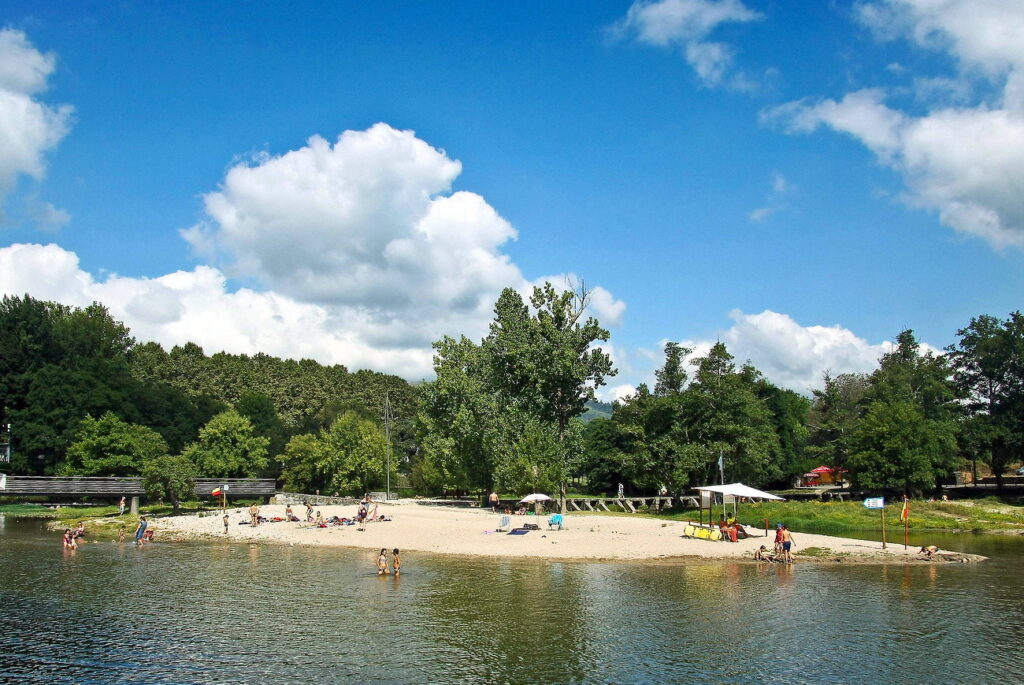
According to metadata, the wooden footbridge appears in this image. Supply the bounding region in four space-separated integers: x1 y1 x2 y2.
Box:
0 476 276 513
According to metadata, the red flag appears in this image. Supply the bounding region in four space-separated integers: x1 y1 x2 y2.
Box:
211 487 222 497
900 497 909 523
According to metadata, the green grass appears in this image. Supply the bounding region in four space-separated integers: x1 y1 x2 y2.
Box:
796 546 848 558
0 503 54 517
569 498 1024 533
2 499 264 540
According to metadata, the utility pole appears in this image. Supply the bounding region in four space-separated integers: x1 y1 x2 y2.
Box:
383 392 393 501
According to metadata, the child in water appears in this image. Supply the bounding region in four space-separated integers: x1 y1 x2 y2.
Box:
377 548 390 575
392 548 401 576
62 528 77 550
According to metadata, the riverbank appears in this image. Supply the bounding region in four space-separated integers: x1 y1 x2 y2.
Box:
153 501 984 564
646 497 1024 534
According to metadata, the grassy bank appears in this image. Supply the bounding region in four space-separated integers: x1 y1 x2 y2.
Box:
0 501 259 540
575 497 1024 534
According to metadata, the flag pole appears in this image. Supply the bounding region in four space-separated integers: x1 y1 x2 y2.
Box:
903 495 909 550
881 505 887 550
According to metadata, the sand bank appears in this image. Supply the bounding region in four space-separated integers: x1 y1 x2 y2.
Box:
156 500 984 564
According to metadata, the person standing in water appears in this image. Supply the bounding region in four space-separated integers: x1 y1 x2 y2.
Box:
223 513 230 535
392 549 401 576
780 524 795 563
134 516 148 545
377 548 390 575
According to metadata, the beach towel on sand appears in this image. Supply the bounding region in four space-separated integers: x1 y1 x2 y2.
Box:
508 529 530 536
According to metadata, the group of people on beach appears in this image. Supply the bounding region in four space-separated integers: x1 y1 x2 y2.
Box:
753 523 795 563
717 513 749 542
61 515 151 550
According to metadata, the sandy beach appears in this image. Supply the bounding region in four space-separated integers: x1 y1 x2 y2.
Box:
157 500 982 564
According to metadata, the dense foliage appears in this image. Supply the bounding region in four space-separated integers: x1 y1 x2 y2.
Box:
0 294 416 497
2 290 1021 500
414 283 613 509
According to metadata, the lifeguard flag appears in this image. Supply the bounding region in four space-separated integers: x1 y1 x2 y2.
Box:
900 497 909 522
211 487 223 497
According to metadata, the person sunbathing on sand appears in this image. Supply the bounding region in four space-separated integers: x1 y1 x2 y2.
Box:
919 545 940 559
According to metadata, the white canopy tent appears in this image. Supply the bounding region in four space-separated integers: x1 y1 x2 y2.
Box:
693 483 785 527
693 483 785 501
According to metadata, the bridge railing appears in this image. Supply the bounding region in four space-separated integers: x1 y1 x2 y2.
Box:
0 476 276 498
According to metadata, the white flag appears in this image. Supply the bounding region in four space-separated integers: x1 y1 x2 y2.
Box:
0 473 6 490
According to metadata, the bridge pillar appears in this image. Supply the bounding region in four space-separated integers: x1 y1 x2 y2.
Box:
130 496 139 515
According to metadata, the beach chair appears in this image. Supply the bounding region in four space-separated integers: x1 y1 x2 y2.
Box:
547 514 564 530
496 515 511 532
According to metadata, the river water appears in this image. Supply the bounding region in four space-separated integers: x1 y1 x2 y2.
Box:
2 516 1023 684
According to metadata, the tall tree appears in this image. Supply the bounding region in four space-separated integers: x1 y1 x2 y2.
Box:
62 412 169 477
654 342 690 396
486 283 615 512
142 454 196 514
947 312 1024 490
807 372 870 480
850 330 958 494
317 412 392 496
182 410 269 478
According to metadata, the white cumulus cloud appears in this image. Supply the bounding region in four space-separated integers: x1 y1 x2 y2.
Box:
613 0 763 88
2 126 624 380
764 0 1024 248
183 123 534 352
0 29 72 222
621 310 903 395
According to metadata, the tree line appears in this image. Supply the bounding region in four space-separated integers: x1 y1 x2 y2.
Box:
2 291 1021 506
0 294 416 507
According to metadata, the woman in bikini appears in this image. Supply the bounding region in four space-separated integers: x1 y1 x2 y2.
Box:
62 528 77 550
377 548 390 575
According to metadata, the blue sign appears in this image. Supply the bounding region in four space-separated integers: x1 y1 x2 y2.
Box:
863 497 885 509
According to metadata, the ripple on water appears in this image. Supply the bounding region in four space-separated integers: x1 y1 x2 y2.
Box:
2 519 1024 683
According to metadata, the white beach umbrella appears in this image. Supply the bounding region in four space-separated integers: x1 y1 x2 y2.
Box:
519 493 552 502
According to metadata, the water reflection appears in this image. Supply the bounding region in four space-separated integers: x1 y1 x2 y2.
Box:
2 519 1024 684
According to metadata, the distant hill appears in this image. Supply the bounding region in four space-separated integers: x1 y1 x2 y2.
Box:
582 400 614 423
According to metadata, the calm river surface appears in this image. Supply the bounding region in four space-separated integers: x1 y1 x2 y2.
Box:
2 516 1023 684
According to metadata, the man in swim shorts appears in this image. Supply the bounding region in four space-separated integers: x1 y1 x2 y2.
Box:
780 524 795 563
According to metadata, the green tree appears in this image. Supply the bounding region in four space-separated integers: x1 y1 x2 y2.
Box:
683 343 781 487
852 330 959 494
947 312 1024 490
183 410 269 478
486 283 615 511
62 412 168 477
807 372 869 480
141 453 197 513
416 336 497 494
654 341 690 396
317 412 391 496
279 433 323 493
849 400 956 493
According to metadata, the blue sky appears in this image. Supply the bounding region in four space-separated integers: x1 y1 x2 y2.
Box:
1 0 1022 396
